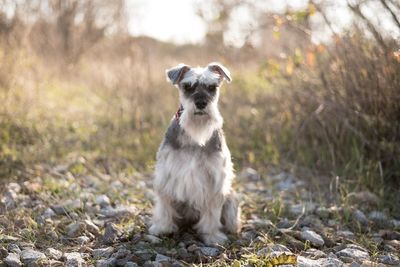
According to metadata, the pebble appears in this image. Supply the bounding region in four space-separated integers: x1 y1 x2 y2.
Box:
99 206 136 218
352 209 369 226
45 248 63 260
368 211 388 222
144 234 162 244
52 199 81 215
199 247 219 257
42 208 56 219
67 222 86 237
7 244 21 254
336 246 369 263
124 262 139 267
96 257 117 267
77 235 91 245
315 207 330 219
4 253 22 267
65 252 85 267
257 244 291 257
300 248 326 260
377 254 400 265
240 167 260 181
92 247 115 259
300 229 325 247
84 219 101 236
95 195 111 208
102 223 121 245
336 230 355 239
0 246 8 259
155 253 171 262
347 191 379 206
20 249 46 265
297 256 344 267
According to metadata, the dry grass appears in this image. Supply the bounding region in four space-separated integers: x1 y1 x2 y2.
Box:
0 24 399 216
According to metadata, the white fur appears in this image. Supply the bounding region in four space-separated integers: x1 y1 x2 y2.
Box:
150 63 240 245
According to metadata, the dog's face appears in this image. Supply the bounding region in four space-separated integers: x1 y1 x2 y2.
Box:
166 63 231 116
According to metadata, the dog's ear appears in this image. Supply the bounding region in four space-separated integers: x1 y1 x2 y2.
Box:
166 64 191 85
207 62 232 83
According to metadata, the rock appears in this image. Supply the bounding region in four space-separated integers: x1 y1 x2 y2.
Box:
297 256 344 267
240 168 260 181
77 236 90 245
7 244 21 254
257 244 291 257
134 250 154 261
199 247 219 257
352 209 369 226
0 246 8 259
143 261 162 267
96 257 117 267
300 248 326 260
176 248 190 260
4 253 22 267
155 253 171 262
336 230 355 239
102 223 121 245
336 246 369 263
95 195 111 208
391 219 400 229
289 203 317 217
368 211 388 221
83 219 101 236
20 249 46 265
52 199 81 215
300 229 324 248
92 247 115 259
377 254 400 265
45 248 63 260
347 191 379 206
42 208 56 219
248 218 273 228
187 244 199 253
65 252 85 267
144 234 162 244
315 207 330 219
124 262 139 267
67 222 86 237
99 206 136 218
1 183 22 208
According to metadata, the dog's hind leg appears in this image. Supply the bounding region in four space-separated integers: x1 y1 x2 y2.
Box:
149 194 178 236
221 192 241 234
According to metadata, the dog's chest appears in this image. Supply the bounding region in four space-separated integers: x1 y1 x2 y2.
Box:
156 145 227 206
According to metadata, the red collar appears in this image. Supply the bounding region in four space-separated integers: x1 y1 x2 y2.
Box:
175 106 184 122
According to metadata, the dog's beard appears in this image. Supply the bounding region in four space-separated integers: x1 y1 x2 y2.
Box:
179 98 223 146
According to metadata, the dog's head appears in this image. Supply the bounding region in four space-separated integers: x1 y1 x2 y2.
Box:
166 62 231 116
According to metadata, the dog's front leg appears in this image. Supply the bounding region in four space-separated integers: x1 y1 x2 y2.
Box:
149 194 178 236
195 196 227 245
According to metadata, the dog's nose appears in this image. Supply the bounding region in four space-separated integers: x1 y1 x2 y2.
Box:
195 100 207 110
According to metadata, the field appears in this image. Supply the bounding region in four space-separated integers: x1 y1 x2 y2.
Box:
0 1 399 266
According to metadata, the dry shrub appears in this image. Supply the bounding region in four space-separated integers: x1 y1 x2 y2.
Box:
269 32 400 190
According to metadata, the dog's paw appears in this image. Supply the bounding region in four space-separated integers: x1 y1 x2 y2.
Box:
202 231 228 246
149 223 177 236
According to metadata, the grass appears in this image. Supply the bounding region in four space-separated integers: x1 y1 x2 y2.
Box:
1 27 399 218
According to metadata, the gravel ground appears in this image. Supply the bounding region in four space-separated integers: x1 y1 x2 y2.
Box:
0 159 399 266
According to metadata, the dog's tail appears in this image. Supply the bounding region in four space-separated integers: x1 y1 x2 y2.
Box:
221 192 241 233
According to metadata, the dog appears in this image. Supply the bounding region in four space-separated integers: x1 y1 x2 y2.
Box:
149 62 241 245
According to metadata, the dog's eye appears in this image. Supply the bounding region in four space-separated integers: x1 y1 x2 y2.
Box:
207 85 217 92
183 84 194 93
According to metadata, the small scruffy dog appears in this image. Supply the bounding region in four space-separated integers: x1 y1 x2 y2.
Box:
149 62 241 245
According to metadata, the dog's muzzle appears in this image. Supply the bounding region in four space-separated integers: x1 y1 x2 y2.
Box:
195 99 207 110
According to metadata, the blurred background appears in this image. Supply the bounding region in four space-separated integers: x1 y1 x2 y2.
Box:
0 0 399 213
